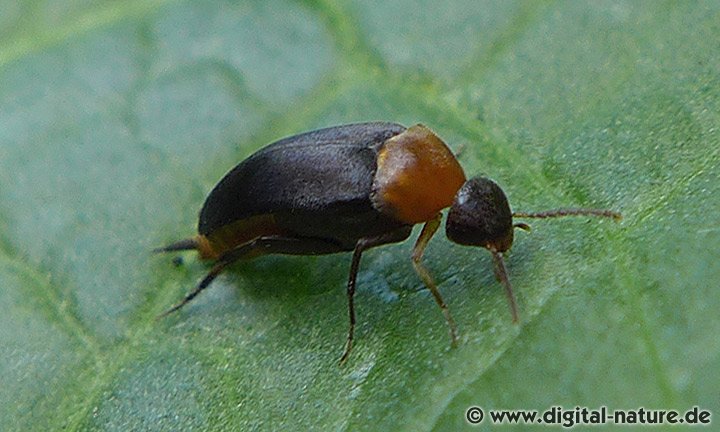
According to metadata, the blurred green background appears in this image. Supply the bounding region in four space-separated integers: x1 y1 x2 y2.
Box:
1 1 718 430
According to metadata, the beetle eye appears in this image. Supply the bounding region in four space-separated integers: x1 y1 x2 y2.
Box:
445 176 514 252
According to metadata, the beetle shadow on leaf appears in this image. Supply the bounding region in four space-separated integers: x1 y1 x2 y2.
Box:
227 254 349 299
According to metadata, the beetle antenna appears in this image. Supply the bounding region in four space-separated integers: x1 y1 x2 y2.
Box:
490 249 519 323
513 208 622 221
153 238 198 254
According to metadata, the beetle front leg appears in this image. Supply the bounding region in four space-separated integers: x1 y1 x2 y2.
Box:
411 213 458 348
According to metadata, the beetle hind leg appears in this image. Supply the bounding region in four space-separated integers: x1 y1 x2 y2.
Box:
157 248 241 319
157 266 221 319
158 236 349 319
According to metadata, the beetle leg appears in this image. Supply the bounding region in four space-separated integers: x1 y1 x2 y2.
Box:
157 258 232 319
411 213 458 348
339 227 412 365
158 236 347 319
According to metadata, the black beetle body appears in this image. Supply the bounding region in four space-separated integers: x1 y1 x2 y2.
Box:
199 123 408 255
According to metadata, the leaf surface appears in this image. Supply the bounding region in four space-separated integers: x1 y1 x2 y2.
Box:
1 1 718 430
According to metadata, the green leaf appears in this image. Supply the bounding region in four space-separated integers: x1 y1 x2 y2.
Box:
1 1 718 431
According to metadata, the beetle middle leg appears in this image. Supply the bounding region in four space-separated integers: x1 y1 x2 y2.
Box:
411 213 458 348
158 236 346 319
339 227 412 365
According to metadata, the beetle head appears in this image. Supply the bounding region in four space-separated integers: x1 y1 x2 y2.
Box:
446 176 520 322
446 176 514 253
445 175 621 324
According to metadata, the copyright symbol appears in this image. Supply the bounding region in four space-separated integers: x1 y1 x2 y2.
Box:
466 406 484 424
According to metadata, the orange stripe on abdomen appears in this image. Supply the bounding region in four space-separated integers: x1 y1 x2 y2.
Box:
200 214 284 260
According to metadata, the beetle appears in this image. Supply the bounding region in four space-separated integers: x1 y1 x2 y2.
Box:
155 122 621 363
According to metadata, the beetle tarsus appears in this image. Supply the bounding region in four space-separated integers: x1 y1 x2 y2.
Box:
339 339 353 366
